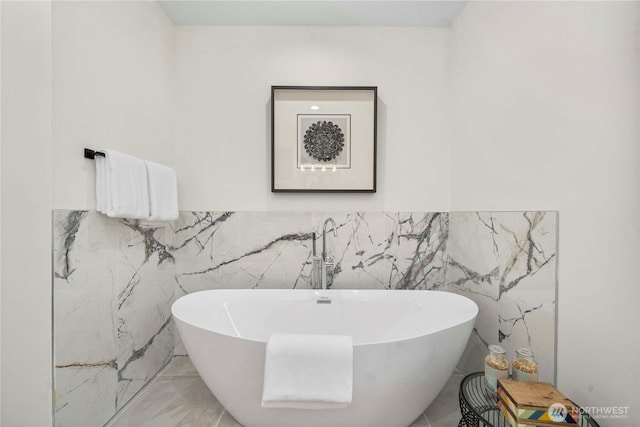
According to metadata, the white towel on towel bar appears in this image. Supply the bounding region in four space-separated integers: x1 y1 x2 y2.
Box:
261 333 353 409
144 160 179 222
101 149 149 219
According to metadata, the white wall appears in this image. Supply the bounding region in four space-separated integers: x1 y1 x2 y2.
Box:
1 1 52 425
171 26 451 212
450 2 639 424
52 1 174 209
54 22 452 213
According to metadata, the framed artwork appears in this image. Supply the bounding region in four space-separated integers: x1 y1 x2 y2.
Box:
271 86 377 192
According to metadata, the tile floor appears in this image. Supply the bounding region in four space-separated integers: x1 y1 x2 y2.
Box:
107 356 464 427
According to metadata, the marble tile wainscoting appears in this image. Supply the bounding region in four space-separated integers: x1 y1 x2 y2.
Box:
53 211 177 426
53 210 557 427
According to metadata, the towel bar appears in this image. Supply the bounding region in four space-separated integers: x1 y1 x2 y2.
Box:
84 148 105 159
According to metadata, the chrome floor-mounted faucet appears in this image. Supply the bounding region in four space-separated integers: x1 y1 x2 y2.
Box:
311 218 337 290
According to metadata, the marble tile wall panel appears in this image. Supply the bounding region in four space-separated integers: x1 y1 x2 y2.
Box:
172 212 314 293
445 211 557 383
114 220 176 409
171 211 448 295
54 211 118 427
53 211 176 427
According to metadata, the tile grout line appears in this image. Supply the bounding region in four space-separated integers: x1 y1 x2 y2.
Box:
104 356 177 427
163 355 200 377
214 409 227 427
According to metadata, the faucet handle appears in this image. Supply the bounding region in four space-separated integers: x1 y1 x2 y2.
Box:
324 256 335 290
311 256 323 289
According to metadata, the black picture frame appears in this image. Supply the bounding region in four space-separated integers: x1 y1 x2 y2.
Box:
271 86 377 193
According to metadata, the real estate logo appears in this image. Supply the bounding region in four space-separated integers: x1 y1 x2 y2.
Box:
548 403 568 422
549 403 630 421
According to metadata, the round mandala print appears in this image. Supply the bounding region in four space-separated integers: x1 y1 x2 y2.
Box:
303 121 345 162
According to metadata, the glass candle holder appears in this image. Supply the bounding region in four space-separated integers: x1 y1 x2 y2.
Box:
512 347 538 382
484 344 509 392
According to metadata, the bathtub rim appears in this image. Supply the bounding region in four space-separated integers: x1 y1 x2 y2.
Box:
172 289 479 347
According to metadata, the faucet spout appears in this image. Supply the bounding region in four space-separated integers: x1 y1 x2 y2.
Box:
322 218 337 261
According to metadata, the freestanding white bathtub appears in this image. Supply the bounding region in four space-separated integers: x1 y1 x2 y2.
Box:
172 289 478 427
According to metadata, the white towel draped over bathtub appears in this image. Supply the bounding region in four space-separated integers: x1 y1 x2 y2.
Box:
261 333 353 409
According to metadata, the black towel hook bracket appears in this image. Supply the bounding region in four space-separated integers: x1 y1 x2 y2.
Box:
84 148 105 159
